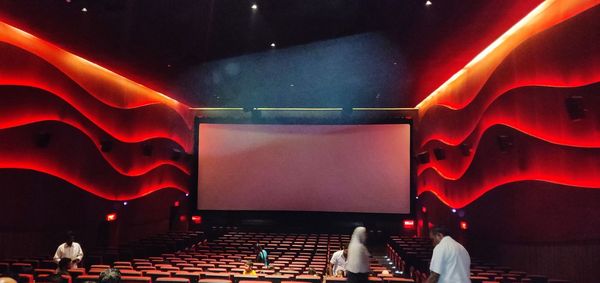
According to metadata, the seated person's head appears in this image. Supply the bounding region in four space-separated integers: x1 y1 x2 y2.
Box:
336 270 344 277
99 268 121 283
307 268 317 276
0 277 17 283
58 258 72 272
243 261 254 272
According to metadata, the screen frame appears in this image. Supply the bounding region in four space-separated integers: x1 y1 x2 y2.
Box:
190 113 416 219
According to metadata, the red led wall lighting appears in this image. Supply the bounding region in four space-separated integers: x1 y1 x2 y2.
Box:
179 215 187 222
174 201 180 207
106 212 117 222
191 215 202 224
421 206 427 213
460 221 468 230
403 220 415 229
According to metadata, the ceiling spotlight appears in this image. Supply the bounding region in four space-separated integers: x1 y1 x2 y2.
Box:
251 3 258 10
270 42 276 48
425 1 432 6
185 193 189 197
123 201 128 206
81 7 88 12
451 208 457 213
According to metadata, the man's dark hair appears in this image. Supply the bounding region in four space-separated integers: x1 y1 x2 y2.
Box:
66 231 74 240
99 268 121 283
430 226 451 237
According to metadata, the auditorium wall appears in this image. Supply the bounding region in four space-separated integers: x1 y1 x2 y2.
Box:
0 21 193 259
414 3 600 283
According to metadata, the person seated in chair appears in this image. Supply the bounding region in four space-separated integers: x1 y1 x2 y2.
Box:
99 268 121 283
243 261 257 275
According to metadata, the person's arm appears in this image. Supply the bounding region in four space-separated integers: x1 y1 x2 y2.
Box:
74 243 83 262
329 253 337 275
53 245 62 263
428 246 443 283
426 272 440 283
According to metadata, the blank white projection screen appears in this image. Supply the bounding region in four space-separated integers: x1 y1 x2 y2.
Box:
197 124 411 213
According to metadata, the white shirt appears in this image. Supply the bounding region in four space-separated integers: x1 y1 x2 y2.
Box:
345 227 370 273
54 242 84 268
430 236 471 283
330 250 347 275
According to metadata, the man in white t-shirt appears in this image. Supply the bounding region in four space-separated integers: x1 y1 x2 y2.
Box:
426 226 470 283
53 231 84 268
329 246 348 276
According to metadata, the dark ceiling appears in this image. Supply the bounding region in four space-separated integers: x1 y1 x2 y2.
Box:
0 0 541 106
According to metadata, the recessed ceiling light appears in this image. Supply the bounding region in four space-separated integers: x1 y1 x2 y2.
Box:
270 42 276 48
81 7 88 12
425 1 432 6
251 3 258 10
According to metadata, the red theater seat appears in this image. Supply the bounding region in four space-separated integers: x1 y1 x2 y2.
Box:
75 275 100 283
173 272 201 283
383 278 414 283
155 278 190 283
34 269 56 277
18 273 34 283
198 280 232 283
121 270 143 276
323 276 346 283
121 277 152 283
11 263 33 274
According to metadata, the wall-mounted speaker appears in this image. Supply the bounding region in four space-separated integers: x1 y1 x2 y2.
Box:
565 95 586 121
34 132 52 148
433 148 446 160
497 135 514 153
142 144 153 156
417 151 430 164
171 148 182 161
100 140 113 152
459 142 472 156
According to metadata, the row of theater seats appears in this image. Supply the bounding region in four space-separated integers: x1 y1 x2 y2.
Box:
0 231 204 283
2 231 415 283
386 235 570 283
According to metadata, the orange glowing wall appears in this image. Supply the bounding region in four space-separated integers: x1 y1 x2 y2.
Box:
414 1 600 282
0 21 193 257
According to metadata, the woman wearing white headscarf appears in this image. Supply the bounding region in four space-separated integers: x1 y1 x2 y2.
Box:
345 226 370 283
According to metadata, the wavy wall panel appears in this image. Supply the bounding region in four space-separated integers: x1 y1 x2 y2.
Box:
418 83 600 179
414 3 600 282
0 86 191 175
416 0 598 113
416 4 600 208
418 6 600 147
0 43 193 151
0 121 189 200
0 20 192 206
0 22 193 124
419 124 600 208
